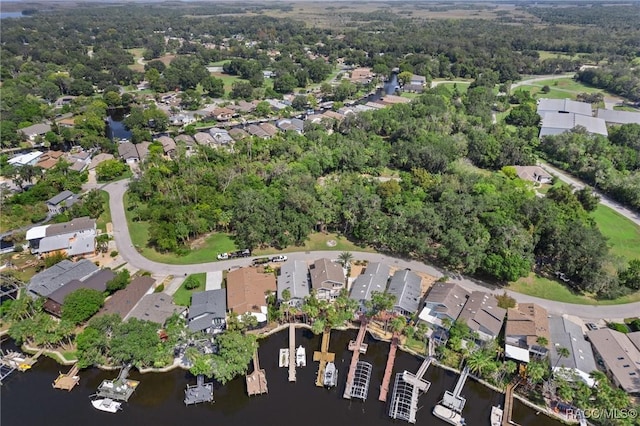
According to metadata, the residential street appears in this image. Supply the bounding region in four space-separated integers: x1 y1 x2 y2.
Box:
103 180 640 320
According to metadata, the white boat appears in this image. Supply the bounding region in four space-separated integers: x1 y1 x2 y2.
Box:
491 405 503 426
295 346 306 367
324 362 337 388
279 348 289 368
91 397 122 413
433 404 466 426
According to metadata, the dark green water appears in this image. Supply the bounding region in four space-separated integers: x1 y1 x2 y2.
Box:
1 329 562 426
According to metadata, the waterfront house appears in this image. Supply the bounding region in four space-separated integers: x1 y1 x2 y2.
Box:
127 293 186 325
118 142 139 163
43 269 115 317
513 166 553 184
418 282 470 329
277 260 310 308
26 217 97 258
349 67 374 84
310 258 346 301
410 74 427 86
98 276 156 319
386 269 422 317
587 328 640 395
27 259 99 300
188 289 227 333
504 303 550 363
349 262 390 309
19 123 51 141
549 316 597 386
226 267 276 324
457 291 506 341
46 190 78 215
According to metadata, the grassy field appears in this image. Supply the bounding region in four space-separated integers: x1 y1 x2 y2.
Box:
536 50 579 60
614 105 640 112
400 92 420 99
435 81 471 94
253 232 374 255
95 190 111 233
173 273 206 306
515 85 576 100
534 78 602 94
509 273 640 305
209 60 230 67
591 205 640 261
211 72 244 92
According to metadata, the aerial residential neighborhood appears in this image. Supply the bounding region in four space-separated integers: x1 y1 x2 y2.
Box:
1 1 639 425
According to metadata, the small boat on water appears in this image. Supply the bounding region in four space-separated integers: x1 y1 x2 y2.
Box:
295 346 306 367
491 405 503 426
323 362 337 388
433 404 466 426
91 397 122 413
279 348 289 368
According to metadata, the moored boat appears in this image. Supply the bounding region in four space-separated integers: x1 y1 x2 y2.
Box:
491 405 503 426
433 404 466 426
295 346 306 367
324 362 337 388
91 397 122 413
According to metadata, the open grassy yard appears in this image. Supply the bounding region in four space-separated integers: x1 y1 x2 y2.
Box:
95 190 111 233
434 81 471 94
253 232 374 256
209 60 230 67
211 72 244 92
515 85 576 100
534 78 602 94
591 205 640 261
173 273 206 306
536 50 580 60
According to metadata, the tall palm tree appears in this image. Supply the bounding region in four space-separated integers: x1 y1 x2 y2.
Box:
552 346 571 374
338 251 353 268
526 361 547 385
467 349 492 377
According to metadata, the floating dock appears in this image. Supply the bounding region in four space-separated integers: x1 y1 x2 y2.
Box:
313 328 336 387
246 349 268 396
288 324 296 382
379 332 399 402
343 319 369 399
184 374 214 405
388 356 433 423
96 364 140 402
53 363 80 391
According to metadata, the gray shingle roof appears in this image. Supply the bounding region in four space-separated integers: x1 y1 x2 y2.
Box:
458 291 506 338
46 269 115 304
47 190 75 206
349 262 390 302
587 328 640 393
537 99 593 117
27 259 99 298
424 282 470 321
188 289 227 332
597 108 640 125
549 316 597 376
387 269 422 314
310 258 345 291
118 142 139 160
277 260 310 302
127 293 186 325
45 217 95 237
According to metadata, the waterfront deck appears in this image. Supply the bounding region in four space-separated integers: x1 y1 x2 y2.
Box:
378 332 399 402
389 357 433 423
96 364 140 402
53 364 80 391
502 380 521 426
343 319 369 399
0 349 42 373
313 328 336 387
442 366 469 413
288 324 296 382
184 374 214 405
246 350 268 396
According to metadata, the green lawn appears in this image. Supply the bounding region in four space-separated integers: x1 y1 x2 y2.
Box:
95 190 111 233
614 105 640 112
253 232 374 255
534 78 602 94
591 205 640 261
536 50 580 60
209 60 230 67
211 72 244 92
437 82 470 94
509 273 640 305
516 85 575 100
97 169 132 184
400 92 420 99
173 273 206 306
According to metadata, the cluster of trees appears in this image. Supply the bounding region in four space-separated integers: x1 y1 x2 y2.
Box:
576 66 640 102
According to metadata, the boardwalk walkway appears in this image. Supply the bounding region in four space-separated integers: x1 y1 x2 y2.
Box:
313 328 335 387
379 333 399 402
288 324 296 382
246 350 268 396
343 319 368 399
502 381 520 426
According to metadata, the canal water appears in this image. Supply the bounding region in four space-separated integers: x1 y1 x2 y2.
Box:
1 329 561 426
106 109 132 142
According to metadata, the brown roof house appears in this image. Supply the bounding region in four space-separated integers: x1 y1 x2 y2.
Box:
156 136 177 156
514 166 552 185
504 303 550 363
457 291 506 341
211 107 235 122
309 258 345 301
418 282 470 329
44 269 115 317
350 67 374 84
226 267 276 324
126 293 186 325
99 276 156 319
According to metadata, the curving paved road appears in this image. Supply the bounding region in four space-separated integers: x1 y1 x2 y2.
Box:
103 180 640 320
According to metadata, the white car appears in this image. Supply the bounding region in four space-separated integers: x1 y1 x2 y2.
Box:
217 253 229 260
270 255 287 262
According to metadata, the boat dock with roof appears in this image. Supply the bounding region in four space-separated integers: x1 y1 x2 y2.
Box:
53 363 80 391
184 374 214 405
246 349 268 396
343 318 371 400
388 356 433 423
314 327 336 387
95 364 140 402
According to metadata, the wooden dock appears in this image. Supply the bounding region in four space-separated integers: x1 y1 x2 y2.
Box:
53 363 80 391
0 349 42 372
378 333 399 402
343 318 368 399
246 350 268 396
313 328 336 387
502 380 520 426
288 324 296 382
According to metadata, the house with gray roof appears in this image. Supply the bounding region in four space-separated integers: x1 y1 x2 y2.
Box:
127 293 186 325
246 124 269 139
310 258 345 301
26 217 97 257
349 262 390 308
27 259 99 299
276 118 304 134
549 316 597 386
277 260 310 307
209 128 234 145
46 190 78 215
98 276 156 319
19 123 52 141
514 165 553 184
188 289 227 333
537 99 593 117
597 108 640 125
458 291 506 341
43 269 115 317
587 328 640 394
418 282 470 329
539 112 608 137
8 151 44 167
386 269 422 317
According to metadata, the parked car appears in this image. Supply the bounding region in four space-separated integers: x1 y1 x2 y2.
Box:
235 249 251 257
252 257 270 266
217 253 229 260
586 323 598 331
270 255 287 262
